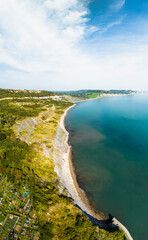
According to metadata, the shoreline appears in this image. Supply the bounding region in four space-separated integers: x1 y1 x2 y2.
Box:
53 104 103 219
53 103 134 240
61 105 105 220
75 92 136 103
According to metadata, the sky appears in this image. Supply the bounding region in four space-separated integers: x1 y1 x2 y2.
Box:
0 0 148 91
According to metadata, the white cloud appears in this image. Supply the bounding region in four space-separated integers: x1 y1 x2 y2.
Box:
0 0 90 72
44 0 78 12
0 0 148 91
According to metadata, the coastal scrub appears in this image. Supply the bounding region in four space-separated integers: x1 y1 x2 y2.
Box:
0 89 127 239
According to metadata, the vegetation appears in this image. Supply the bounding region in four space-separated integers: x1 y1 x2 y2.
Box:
0 88 55 98
57 89 135 99
0 89 127 239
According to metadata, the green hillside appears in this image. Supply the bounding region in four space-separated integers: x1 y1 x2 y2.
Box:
0 89 127 240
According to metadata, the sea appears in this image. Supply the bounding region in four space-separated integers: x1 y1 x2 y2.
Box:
65 93 148 240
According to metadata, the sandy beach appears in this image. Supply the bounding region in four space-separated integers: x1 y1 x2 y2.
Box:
53 104 103 218
53 104 133 240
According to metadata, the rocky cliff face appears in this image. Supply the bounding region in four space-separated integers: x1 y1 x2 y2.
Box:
14 109 51 144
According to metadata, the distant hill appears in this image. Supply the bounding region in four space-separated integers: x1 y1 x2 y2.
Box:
56 89 135 99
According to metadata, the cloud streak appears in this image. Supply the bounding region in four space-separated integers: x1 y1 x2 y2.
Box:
109 0 125 12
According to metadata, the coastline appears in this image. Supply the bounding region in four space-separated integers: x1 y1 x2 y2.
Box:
53 103 134 240
74 93 136 105
61 105 105 220
53 104 104 219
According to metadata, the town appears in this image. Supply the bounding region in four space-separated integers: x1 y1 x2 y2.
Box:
0 175 39 239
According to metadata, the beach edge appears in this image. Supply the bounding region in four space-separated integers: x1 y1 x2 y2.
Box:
53 104 134 240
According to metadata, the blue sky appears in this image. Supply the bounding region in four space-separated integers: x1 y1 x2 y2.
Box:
95 0 148 35
0 0 148 91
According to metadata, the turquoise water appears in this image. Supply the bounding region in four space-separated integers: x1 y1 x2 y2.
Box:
65 94 148 240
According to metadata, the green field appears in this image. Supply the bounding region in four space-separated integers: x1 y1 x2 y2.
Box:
57 89 134 99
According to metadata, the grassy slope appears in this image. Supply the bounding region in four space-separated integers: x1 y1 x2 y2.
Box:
0 89 126 240
0 88 55 98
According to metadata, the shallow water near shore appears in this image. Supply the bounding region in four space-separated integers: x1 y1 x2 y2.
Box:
65 94 148 240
